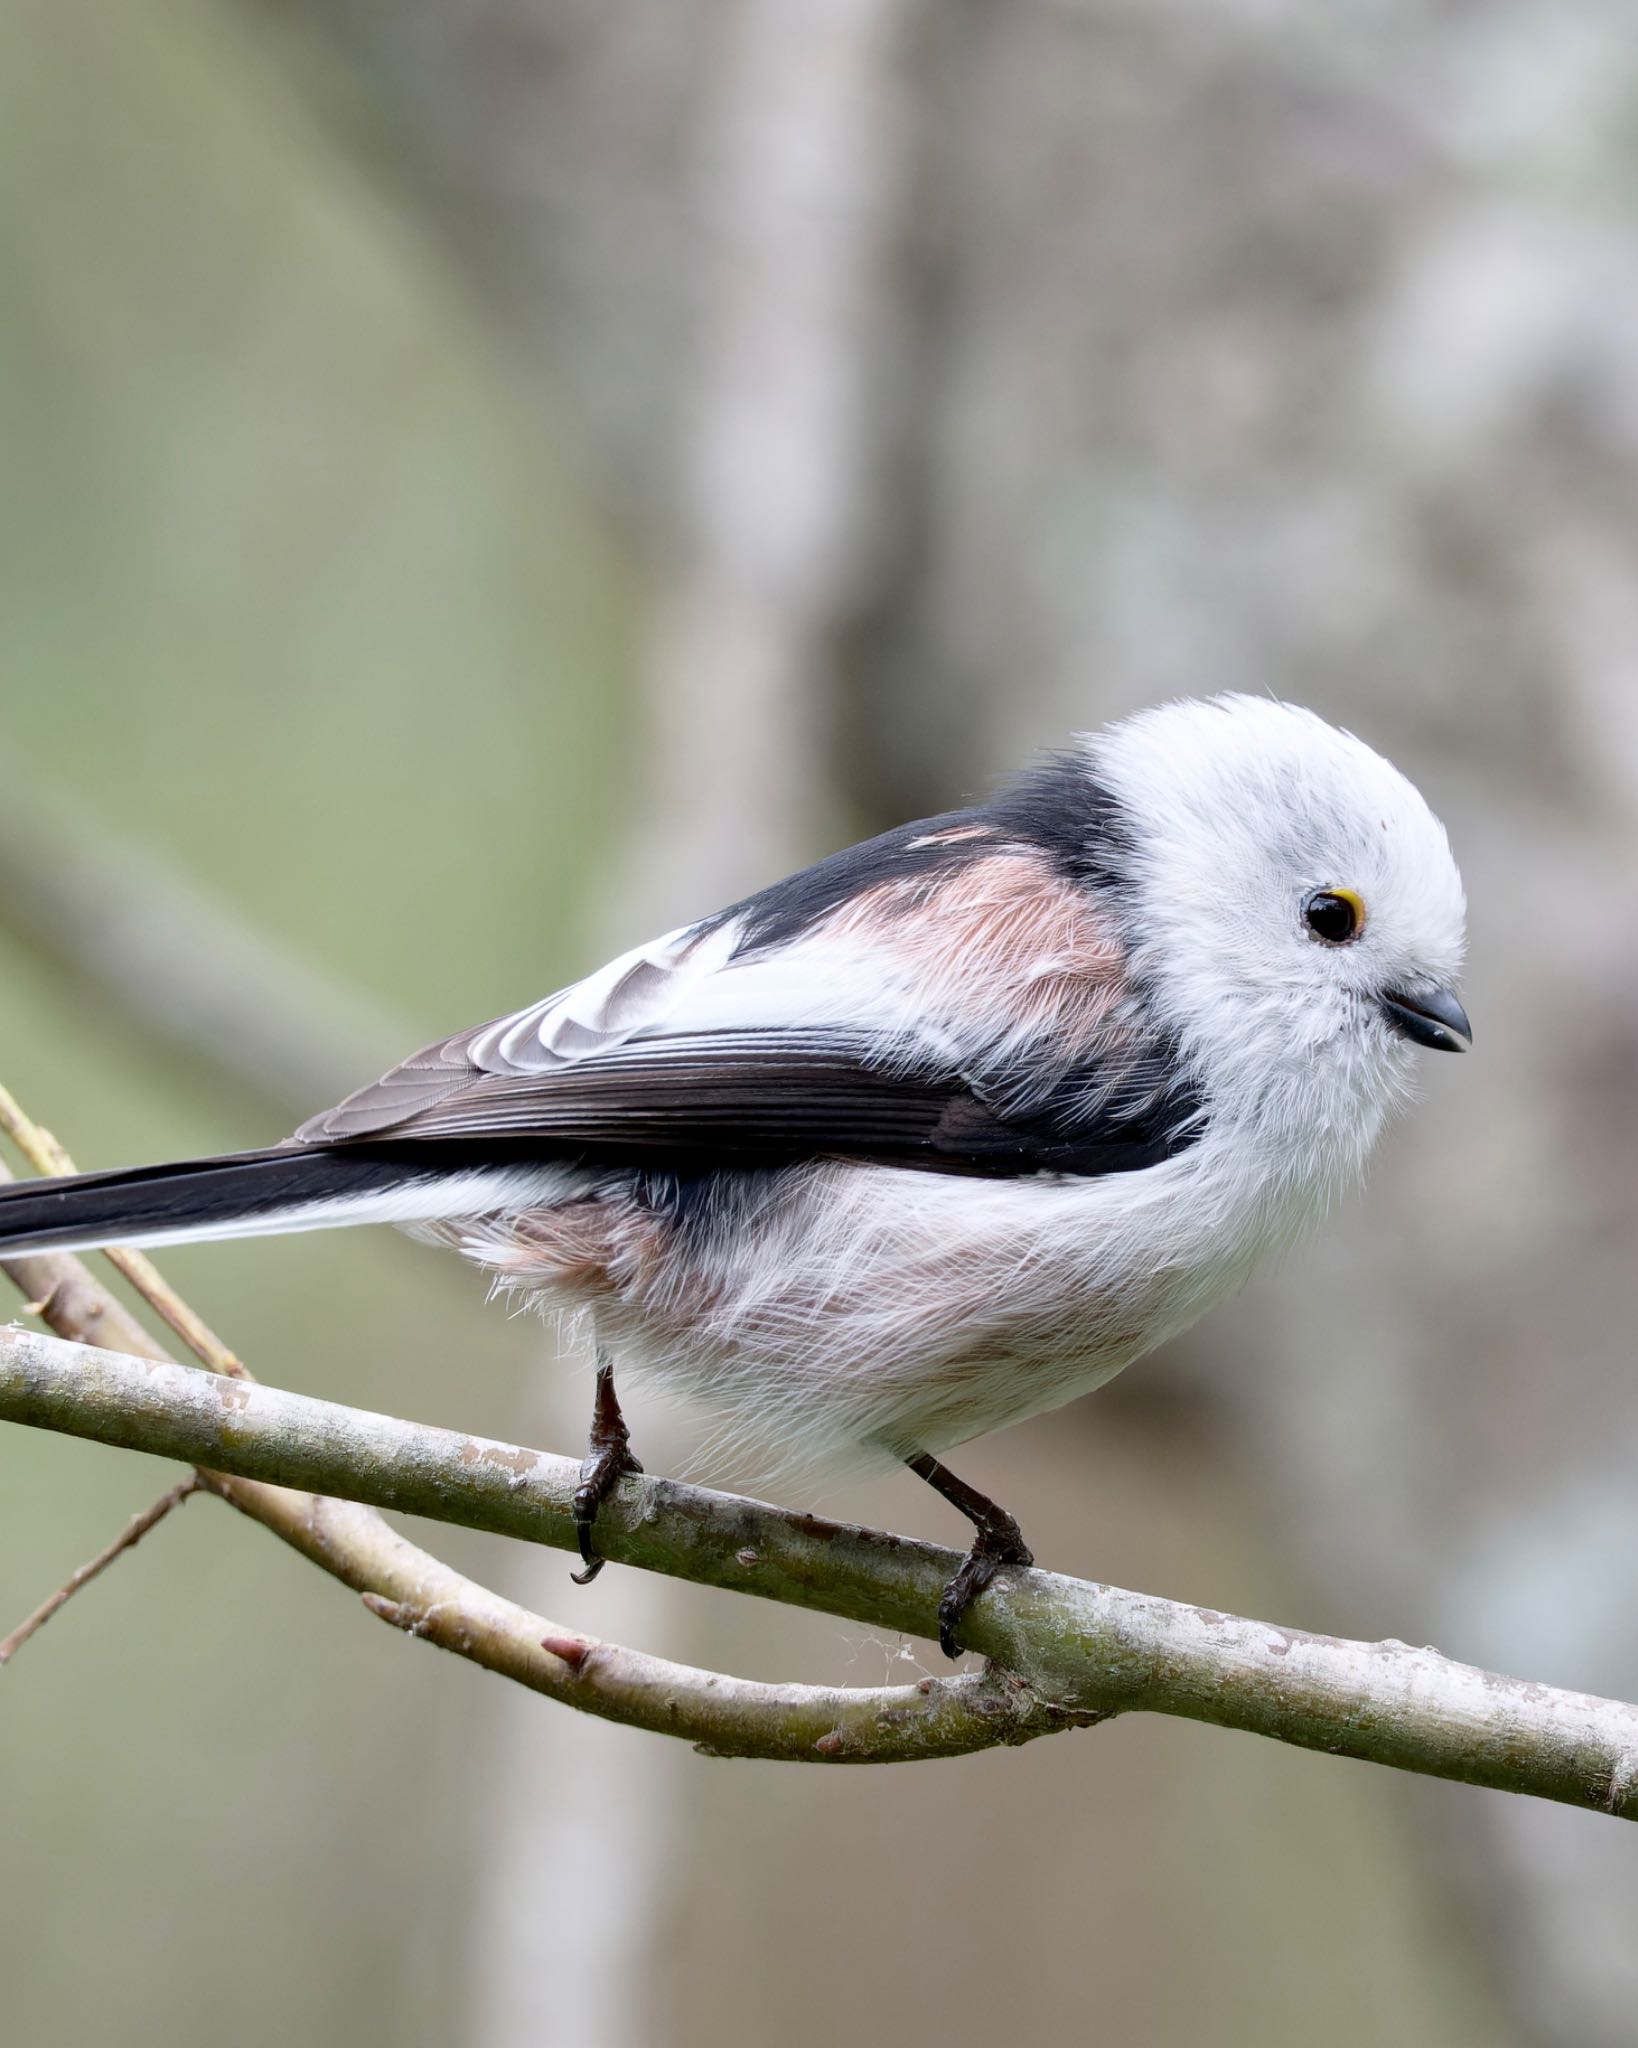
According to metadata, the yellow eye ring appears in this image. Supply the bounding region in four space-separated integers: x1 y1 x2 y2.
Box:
1303 887 1366 945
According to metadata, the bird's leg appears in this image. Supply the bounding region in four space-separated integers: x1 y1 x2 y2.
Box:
570 1351 644 1586
905 1450 1035 1659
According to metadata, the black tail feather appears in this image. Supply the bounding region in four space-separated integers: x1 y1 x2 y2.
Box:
0 1145 439 1257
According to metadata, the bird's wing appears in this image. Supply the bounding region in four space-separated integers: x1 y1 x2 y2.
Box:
293 843 1204 1177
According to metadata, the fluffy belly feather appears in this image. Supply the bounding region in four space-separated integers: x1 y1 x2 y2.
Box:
449 1146 1280 1483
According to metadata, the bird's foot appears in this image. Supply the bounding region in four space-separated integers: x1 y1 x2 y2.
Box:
570 1359 644 1586
936 1511 1034 1660
904 1448 1037 1658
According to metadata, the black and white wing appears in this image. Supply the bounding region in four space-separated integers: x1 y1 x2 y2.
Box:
294 832 1204 1178
0 804 1207 1259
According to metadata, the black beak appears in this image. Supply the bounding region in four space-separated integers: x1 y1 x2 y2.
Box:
1380 984 1472 1054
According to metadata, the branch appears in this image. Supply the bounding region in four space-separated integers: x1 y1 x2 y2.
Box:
0 1093 1073 1765
4 1325 1637 1812
0 1474 201 1665
0 1315 1054 1763
0 1090 240 1645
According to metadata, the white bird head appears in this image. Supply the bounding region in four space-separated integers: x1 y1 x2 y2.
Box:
1091 694 1469 1173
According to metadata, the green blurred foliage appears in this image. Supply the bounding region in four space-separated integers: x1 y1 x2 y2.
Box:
0 6 634 2042
0 0 630 1034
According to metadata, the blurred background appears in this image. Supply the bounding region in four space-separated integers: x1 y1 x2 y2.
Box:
2 2 1636 2042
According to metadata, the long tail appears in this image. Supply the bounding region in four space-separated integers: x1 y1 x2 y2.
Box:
0 1145 566 1259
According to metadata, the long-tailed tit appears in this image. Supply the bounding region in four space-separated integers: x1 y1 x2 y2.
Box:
0 695 1470 1652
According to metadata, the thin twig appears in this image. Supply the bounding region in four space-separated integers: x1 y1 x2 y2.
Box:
0 1475 201 1666
0 1112 229 1618
5 1322 1638 1806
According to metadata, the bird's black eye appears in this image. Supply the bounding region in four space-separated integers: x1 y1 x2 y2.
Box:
1304 888 1365 945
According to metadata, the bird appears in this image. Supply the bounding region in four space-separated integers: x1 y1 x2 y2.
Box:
0 695 1469 1654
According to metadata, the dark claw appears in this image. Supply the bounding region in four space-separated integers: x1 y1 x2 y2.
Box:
935 1528 1035 1657
570 1477 608 1585
901 1450 1037 1659
569 1430 642 1587
937 1550 999 1658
